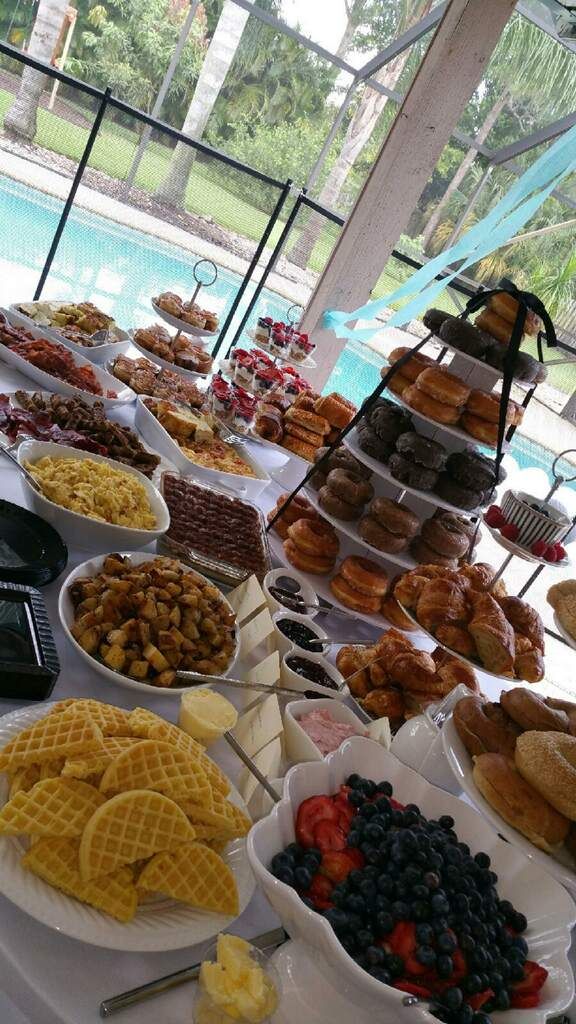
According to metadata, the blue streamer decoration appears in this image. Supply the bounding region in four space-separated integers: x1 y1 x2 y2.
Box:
323 122 576 341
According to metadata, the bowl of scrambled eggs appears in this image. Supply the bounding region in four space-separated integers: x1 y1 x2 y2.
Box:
17 439 170 552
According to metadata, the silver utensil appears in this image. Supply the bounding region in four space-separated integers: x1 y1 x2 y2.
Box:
91 328 111 345
0 443 41 491
308 637 364 648
99 927 286 1016
174 669 335 698
224 730 282 803
270 585 353 620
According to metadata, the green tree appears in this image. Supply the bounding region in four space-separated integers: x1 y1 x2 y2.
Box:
4 0 69 139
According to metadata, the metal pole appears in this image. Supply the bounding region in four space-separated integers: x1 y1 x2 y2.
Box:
305 81 358 192
34 87 112 300
124 0 200 191
210 179 293 358
224 189 306 356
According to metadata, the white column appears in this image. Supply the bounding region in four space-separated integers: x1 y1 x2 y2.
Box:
300 0 516 393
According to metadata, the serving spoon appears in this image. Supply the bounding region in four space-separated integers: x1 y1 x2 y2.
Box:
0 443 41 492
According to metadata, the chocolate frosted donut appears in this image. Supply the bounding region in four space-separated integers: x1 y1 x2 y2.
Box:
368 400 413 442
389 452 438 491
434 472 483 511
446 449 499 492
396 431 447 471
422 309 454 335
369 496 420 538
439 317 492 359
357 425 393 463
421 515 471 558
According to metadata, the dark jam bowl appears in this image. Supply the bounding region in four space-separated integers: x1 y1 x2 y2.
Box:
276 618 321 652
268 585 307 614
285 655 338 692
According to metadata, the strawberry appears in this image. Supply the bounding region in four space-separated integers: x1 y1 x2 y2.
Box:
308 873 333 908
531 539 547 557
390 798 406 811
467 989 494 1010
555 543 567 560
404 954 430 977
485 508 505 528
387 921 417 959
511 961 548 995
544 544 558 562
313 820 347 852
393 980 433 998
296 795 339 848
500 522 519 541
511 993 540 1008
320 850 361 883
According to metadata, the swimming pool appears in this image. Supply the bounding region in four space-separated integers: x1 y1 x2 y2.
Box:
0 174 568 490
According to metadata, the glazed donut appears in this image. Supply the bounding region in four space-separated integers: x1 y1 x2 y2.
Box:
488 293 542 336
460 413 499 447
403 385 462 425
358 515 409 554
340 555 388 596
284 406 329 436
395 431 447 471
438 318 492 360
446 450 499 492
422 309 454 335
272 493 317 526
435 625 477 658
409 537 458 568
318 485 360 522
465 390 523 426
287 518 339 559
420 515 471 558
330 573 382 613
369 496 420 537
386 370 412 398
284 538 334 575
501 688 568 733
516 731 576 820
415 367 470 408
361 688 405 719
473 752 569 853
285 422 326 446
388 453 439 491
272 517 290 540
326 468 374 507
281 435 318 461
381 593 419 631
357 426 393 463
314 393 356 429
434 473 483 511
453 695 520 757
388 347 435 383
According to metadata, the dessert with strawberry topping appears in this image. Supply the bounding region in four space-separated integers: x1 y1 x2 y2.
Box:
255 316 273 343
269 775 549 1024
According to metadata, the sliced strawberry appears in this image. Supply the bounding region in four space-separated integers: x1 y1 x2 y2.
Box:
314 820 347 852
390 798 405 811
451 948 467 981
296 795 339 848
511 992 540 1008
333 796 355 830
545 544 558 562
387 921 416 959
404 954 430 977
512 961 548 995
313 898 334 911
344 847 364 869
320 850 360 883
308 873 333 904
485 508 505 527
394 980 433 998
467 988 494 1010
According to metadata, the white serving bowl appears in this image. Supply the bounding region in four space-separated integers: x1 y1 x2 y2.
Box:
263 568 319 621
134 395 271 500
272 609 327 659
7 304 131 365
17 439 169 553
248 738 576 1024
281 649 348 701
284 698 367 763
58 551 240 696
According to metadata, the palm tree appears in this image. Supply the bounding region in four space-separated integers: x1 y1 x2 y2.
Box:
288 0 433 269
154 0 250 206
4 0 70 140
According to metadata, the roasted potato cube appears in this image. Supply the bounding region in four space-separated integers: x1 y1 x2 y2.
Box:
179 593 199 608
70 611 98 638
76 597 98 613
137 621 151 646
169 605 182 628
106 629 128 648
164 649 184 669
128 660 149 679
165 583 182 597
139 598 158 621
181 620 200 641
154 614 171 632
103 555 129 574
155 669 177 688
78 628 100 654
169 626 185 647
157 630 178 652
143 643 170 672
102 644 126 672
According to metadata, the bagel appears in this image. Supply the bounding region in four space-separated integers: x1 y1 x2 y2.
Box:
287 518 339 559
500 688 568 733
515 731 576 820
453 694 520 757
340 555 388 597
330 573 382 614
415 366 470 407
284 538 334 575
369 496 420 537
403 384 462 425
409 537 459 568
358 515 409 554
473 752 570 852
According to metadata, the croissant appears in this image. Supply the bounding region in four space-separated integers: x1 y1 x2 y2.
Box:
468 591 515 675
498 596 545 653
416 578 471 634
335 645 371 697
388 651 440 693
435 624 477 658
381 593 419 631
373 628 415 662
433 650 479 693
361 687 404 719
393 573 430 610
514 643 544 683
458 562 495 591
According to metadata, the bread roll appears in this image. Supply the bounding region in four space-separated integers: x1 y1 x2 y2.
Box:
473 752 569 852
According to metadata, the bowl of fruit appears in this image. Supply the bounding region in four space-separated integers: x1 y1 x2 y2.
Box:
247 737 574 1024
484 491 570 565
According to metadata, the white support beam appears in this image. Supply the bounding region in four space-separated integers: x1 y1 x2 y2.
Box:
299 0 517 393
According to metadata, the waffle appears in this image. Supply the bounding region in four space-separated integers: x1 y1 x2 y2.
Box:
99 740 212 803
138 841 238 915
23 837 137 922
7 764 41 800
79 789 196 880
54 699 132 737
0 714 104 771
39 759 65 780
178 793 251 838
0 778 106 836
62 738 141 780
128 708 230 795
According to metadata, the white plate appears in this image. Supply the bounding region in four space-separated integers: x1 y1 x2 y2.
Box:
304 487 416 571
426 339 534 389
129 329 211 381
484 520 570 567
0 324 135 409
18 439 170 553
387 389 509 452
58 551 240 695
396 600 514 679
151 299 217 340
343 426 482 517
248 737 576 1024
0 702 254 951
442 714 576 895
135 395 271 500
7 305 130 365
247 330 316 368
553 611 576 651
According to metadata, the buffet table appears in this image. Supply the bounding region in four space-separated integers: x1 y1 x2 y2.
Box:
0 353 575 1024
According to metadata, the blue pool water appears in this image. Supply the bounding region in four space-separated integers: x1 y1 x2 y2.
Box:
0 174 570 490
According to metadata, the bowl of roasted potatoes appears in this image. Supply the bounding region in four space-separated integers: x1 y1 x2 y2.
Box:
58 552 239 694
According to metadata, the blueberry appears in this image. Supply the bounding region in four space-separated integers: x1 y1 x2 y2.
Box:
432 917 449 935
285 842 303 860
346 913 363 933
294 866 313 889
374 797 392 815
391 810 404 827
354 953 369 970
302 851 321 870
403 867 422 886
416 923 434 944
301 896 315 910
454 893 469 913
347 830 362 847
437 955 454 979
376 781 393 796
510 911 528 933
439 815 455 831
429 1002 451 1022
348 870 364 890
392 900 409 920
377 875 395 896
413 884 429 900
474 851 490 869
346 773 363 788
340 933 358 955
460 934 475 953
457 1007 474 1024
348 791 364 807
470 948 488 970
275 867 295 885
424 871 440 890
416 944 436 967
345 894 365 915
442 987 463 1010
509 961 525 982
428 852 444 871
511 936 529 956
357 928 374 948
462 974 481 995
360 779 377 798
402 810 420 827
489 972 503 991
471 1015 492 1024
368 966 392 984
366 944 385 966
405 803 421 816
365 845 381 865
431 894 450 916
370 815 390 831
437 932 457 954
375 911 394 936
323 907 349 932
493 989 510 1010
271 852 293 873
386 953 404 977
359 803 378 819
412 900 431 921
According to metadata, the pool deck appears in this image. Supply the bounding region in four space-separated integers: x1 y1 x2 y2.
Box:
0 148 312 308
